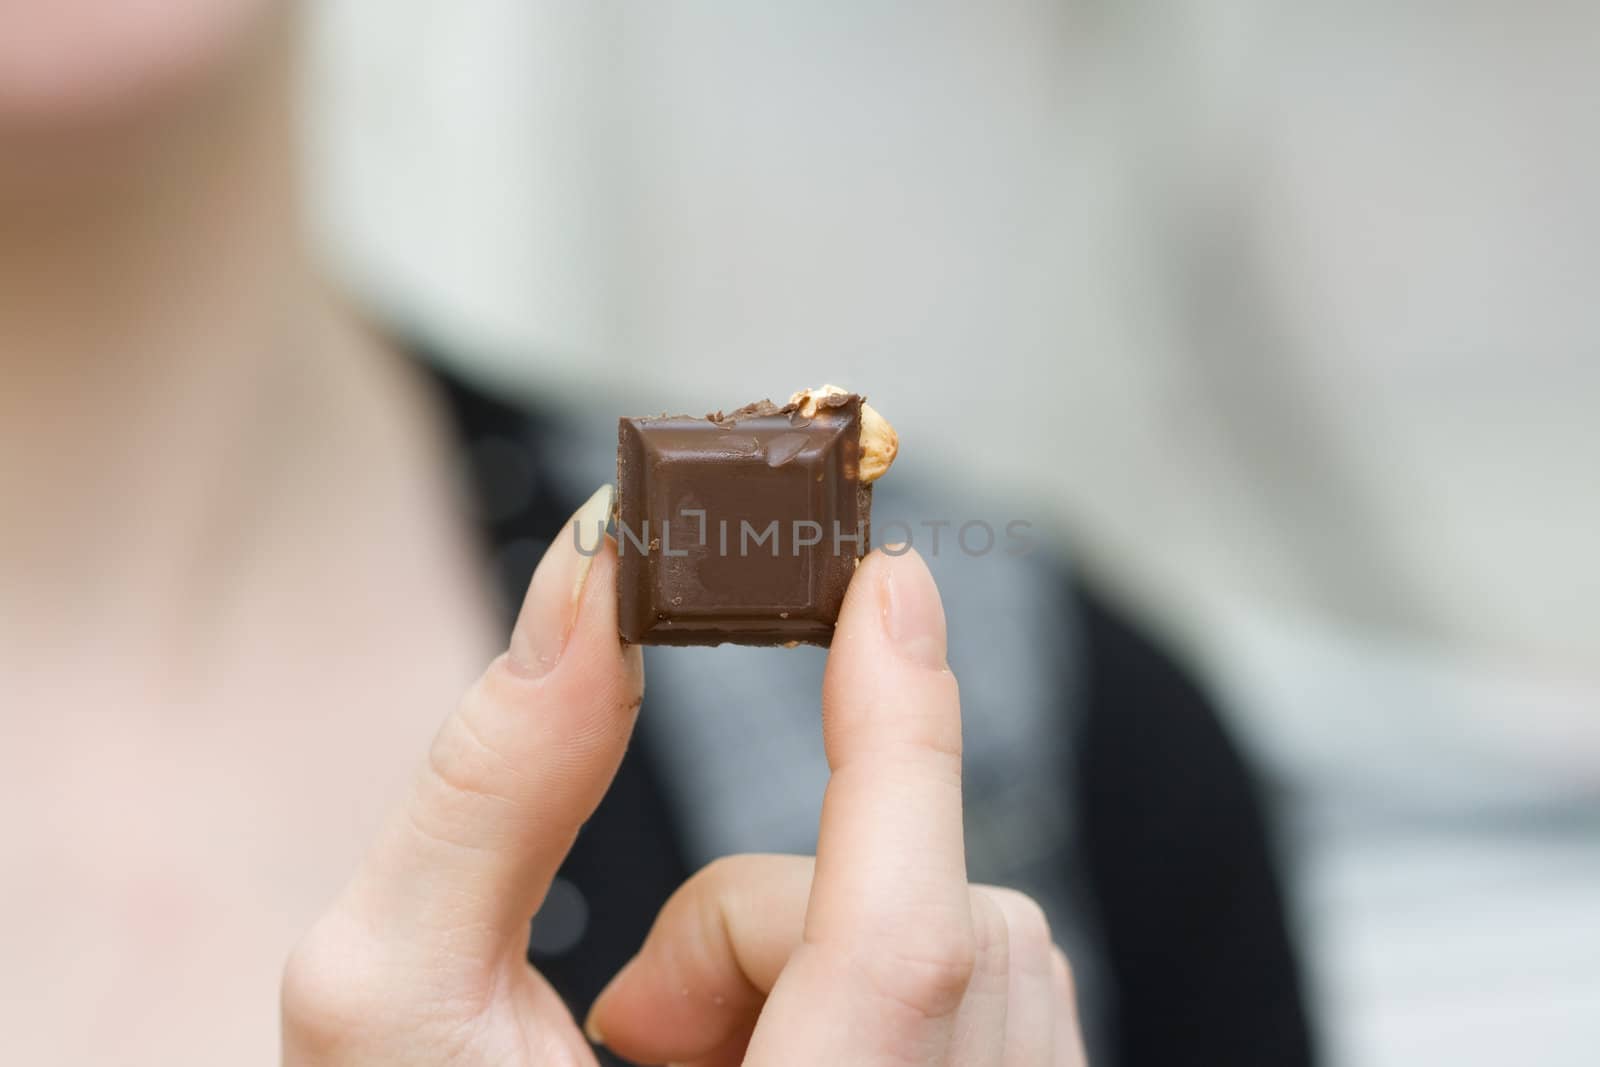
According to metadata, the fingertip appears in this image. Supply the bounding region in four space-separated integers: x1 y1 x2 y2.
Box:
1051 945 1075 998
835 546 947 670
507 483 617 678
582 1008 606 1048
582 951 635 1048
823 546 959 765
879 546 947 669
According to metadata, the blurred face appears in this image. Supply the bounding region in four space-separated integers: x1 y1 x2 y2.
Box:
0 0 278 127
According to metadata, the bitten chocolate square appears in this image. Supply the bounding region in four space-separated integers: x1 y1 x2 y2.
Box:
615 394 872 646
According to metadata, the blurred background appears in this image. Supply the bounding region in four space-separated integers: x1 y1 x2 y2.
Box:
301 3 1599 1064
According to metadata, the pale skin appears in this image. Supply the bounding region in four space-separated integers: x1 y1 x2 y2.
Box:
1 2 1086 1062
1 11 501 1061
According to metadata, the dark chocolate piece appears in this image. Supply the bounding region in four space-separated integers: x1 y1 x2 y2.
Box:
616 394 871 646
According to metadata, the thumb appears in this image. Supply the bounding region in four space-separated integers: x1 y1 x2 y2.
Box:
342 483 643 966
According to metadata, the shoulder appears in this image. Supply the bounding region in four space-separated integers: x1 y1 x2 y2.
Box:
1071 578 1316 1066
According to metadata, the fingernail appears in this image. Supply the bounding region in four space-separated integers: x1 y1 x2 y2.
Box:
878 547 947 669
584 957 630 1046
507 484 614 677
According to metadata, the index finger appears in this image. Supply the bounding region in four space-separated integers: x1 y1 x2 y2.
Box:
748 548 973 1061
810 546 967 945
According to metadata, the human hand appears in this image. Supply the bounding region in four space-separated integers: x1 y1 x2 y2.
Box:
281 485 1086 1065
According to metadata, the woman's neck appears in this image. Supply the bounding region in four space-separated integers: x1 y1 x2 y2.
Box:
0 24 390 641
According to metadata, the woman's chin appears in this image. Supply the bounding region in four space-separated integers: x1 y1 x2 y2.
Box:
0 0 273 130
